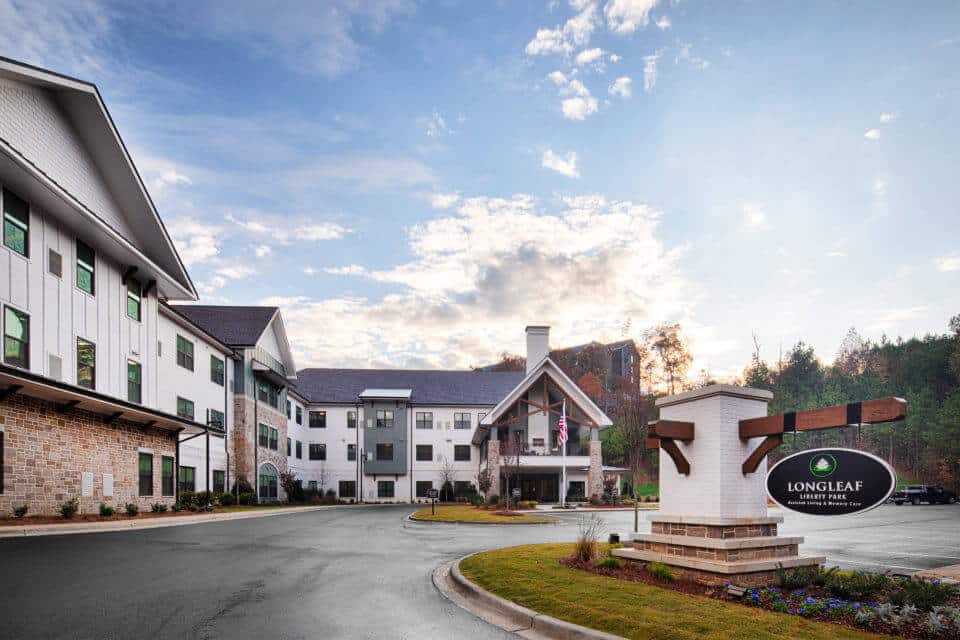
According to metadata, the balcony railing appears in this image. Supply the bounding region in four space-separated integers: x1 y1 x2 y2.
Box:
251 347 286 378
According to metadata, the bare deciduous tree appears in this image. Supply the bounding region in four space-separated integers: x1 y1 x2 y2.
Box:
499 431 525 510
437 455 457 501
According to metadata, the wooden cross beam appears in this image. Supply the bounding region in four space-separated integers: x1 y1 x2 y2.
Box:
645 420 695 475
739 397 907 474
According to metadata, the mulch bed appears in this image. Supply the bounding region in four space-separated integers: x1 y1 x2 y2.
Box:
563 556 960 639
0 508 280 527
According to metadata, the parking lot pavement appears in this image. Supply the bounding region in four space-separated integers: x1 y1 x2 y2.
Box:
0 503 957 639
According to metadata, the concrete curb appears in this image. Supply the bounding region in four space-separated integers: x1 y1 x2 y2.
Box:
0 504 393 539
433 555 626 640
408 513 559 525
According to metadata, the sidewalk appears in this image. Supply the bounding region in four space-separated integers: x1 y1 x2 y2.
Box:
914 564 960 583
0 504 370 539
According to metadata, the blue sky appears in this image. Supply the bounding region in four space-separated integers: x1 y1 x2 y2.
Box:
4 0 959 377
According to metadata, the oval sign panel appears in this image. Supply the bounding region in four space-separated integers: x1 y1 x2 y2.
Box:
767 448 896 516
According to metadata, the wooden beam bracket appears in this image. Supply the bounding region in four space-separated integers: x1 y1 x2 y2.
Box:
650 420 695 441
104 411 124 424
0 384 23 402
57 399 81 414
659 438 690 475
742 434 783 475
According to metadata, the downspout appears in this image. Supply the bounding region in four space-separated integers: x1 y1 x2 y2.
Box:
409 403 413 502
355 402 361 503
254 374 259 502
225 355 231 497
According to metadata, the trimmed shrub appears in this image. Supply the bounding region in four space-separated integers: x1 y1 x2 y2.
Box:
440 481 455 502
99 503 115 517
125 503 139 516
13 505 28 518
596 556 622 569
151 502 168 513
890 576 957 611
178 490 196 508
487 494 499 505
469 495 484 507
219 492 237 506
516 500 538 510
238 492 256 506
194 491 213 508
61 497 79 519
648 562 674 582
171 502 183 512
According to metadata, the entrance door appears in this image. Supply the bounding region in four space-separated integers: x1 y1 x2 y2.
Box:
520 474 559 502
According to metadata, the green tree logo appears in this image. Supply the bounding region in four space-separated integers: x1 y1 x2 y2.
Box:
809 454 837 478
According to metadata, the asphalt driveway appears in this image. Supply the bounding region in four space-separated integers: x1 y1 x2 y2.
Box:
0 503 957 639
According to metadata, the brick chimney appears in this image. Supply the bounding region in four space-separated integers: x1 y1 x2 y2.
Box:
525 325 550 373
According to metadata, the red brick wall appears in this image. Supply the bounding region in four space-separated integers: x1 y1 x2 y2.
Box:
0 393 178 516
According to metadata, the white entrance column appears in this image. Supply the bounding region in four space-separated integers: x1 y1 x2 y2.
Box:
613 385 824 586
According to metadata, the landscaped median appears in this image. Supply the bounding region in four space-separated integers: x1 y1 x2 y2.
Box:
458 543 887 640
410 504 556 524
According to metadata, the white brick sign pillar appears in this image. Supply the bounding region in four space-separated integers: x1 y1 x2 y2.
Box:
657 385 773 519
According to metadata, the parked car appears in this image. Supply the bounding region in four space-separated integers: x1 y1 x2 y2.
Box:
892 485 957 505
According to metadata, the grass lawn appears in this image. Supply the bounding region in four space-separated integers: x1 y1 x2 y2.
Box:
411 505 555 524
459 544 884 640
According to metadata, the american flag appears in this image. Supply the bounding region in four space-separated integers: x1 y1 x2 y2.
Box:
558 400 568 446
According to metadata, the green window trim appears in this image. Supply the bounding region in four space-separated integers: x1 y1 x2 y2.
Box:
3 188 29 257
161 456 175 496
179 465 195 492
127 360 141 404
208 408 224 428
126 280 141 321
210 355 225 386
176 335 194 371
76 239 95 295
76 337 95 390
3 306 29 369
177 397 195 421
212 470 226 494
138 452 153 496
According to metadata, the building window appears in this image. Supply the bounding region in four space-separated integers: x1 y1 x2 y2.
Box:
210 355 224 386
208 408 224 429
532 437 545 447
177 397 195 421
259 424 269 447
259 467 278 499
454 445 471 462
339 481 356 499
179 466 195 492
416 444 433 462
213 470 225 494
308 410 325 428
127 360 141 403
347 444 356 461
415 412 433 429
126 279 142 321
416 481 433 498
568 481 585 499
286 437 292 456
454 412 471 430
138 452 153 496
309 443 326 461
3 306 29 369
454 481 472 497
176 335 194 371
376 409 394 429
76 239 95 295
162 456 174 496
269 427 278 450
377 480 395 498
286 400 291 418
296 406 303 425
296 440 302 459
2 188 29 257
307 480 317 491
376 442 393 461
256 380 278 408
347 411 357 429
76 338 95 389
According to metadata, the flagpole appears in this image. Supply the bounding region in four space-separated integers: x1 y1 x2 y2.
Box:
561 400 567 508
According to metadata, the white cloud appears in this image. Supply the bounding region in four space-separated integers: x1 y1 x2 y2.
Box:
879 112 898 123
609 53 622 63
282 153 435 192
642 51 661 92
303 267 318 276
258 295 308 307
608 76 632 98
215 262 255 280
873 178 887 198
541 149 581 178
525 1 598 57
562 95 599 120
864 128 881 140
274 192 692 368
226 213 350 243
324 264 368 276
423 110 451 137
676 42 710 70
547 71 599 120
430 192 461 209
655 15 671 30
604 0 661 34
168 218 221 266
867 306 930 331
741 203 768 231
936 255 960 272
575 47 605 66
254 244 272 257
526 27 572 56
152 168 192 191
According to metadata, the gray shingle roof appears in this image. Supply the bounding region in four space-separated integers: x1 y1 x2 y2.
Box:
168 305 277 347
291 369 525 406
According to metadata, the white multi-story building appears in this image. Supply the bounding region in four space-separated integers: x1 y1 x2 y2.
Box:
0 57 613 514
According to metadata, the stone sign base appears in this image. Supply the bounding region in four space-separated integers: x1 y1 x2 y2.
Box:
612 515 825 587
